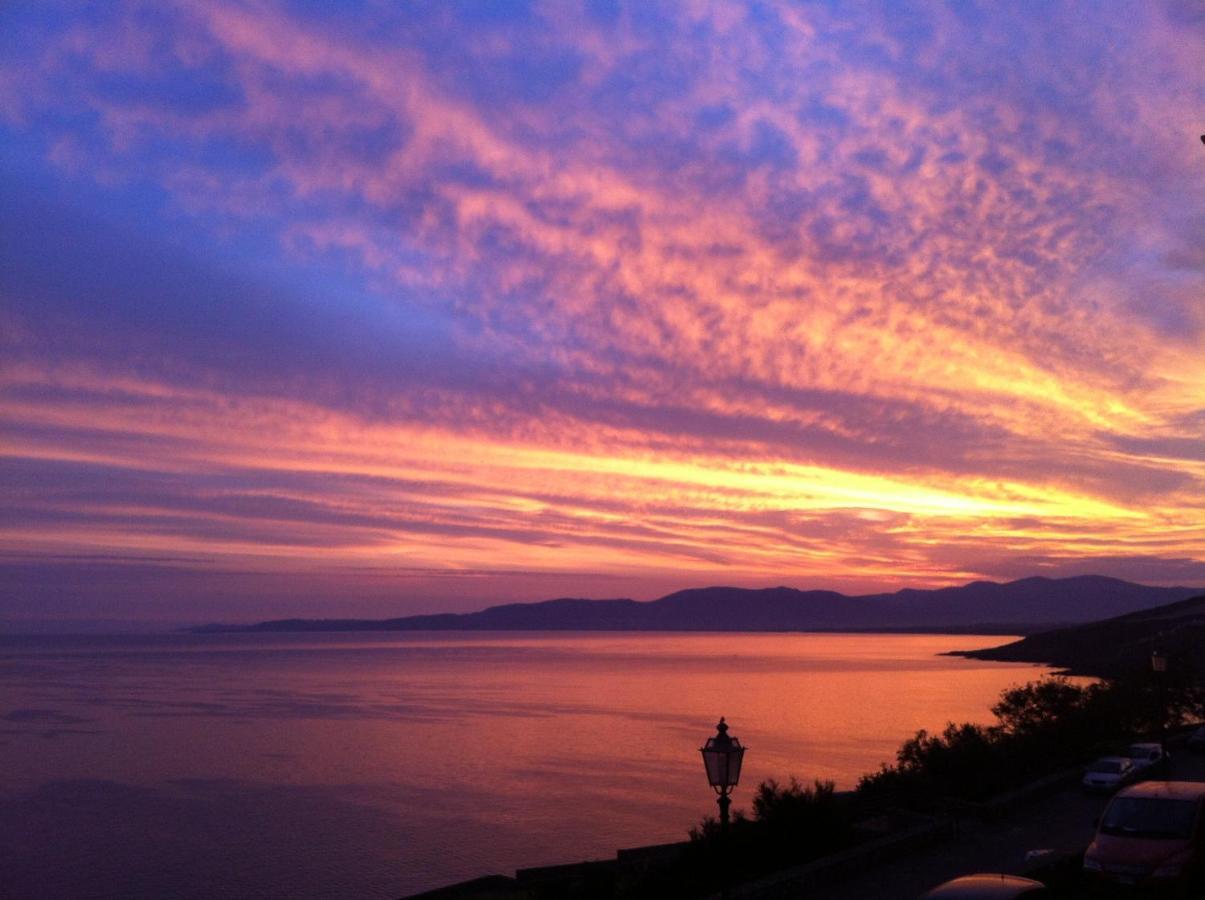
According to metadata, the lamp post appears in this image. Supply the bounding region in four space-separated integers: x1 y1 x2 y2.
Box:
701 717 745 900
1151 650 1168 758
701 716 746 832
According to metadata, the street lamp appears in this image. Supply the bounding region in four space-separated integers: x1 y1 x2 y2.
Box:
701 717 745 900
1152 650 1168 756
1151 649 1167 674
701 717 745 832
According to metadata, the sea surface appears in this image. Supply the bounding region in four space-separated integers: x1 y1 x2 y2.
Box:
0 631 1065 899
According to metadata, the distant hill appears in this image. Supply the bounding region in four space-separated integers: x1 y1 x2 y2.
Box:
953 593 1205 678
191 576 1203 635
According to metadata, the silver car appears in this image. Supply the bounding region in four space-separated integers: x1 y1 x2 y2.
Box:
1082 756 1135 793
1125 742 1169 777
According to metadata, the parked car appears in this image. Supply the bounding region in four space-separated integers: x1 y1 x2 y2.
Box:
921 873 1048 898
1187 726 1205 754
1127 742 1171 777
1083 756 1136 793
1083 780 1205 895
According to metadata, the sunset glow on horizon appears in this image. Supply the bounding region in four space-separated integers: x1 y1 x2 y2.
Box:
2 1 1203 625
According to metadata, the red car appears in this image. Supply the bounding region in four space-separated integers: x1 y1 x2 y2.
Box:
921 874 1048 898
1083 780 1205 895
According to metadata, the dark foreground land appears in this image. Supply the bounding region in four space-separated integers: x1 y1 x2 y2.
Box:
410 744 1205 900
811 743 1205 899
955 593 1205 678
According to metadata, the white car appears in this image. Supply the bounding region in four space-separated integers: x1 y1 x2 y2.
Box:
1125 742 1169 777
1082 756 1135 793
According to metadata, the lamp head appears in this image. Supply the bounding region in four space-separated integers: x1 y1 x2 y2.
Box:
700 717 746 792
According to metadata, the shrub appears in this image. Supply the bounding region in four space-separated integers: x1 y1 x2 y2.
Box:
856 677 1158 807
857 722 1011 805
688 778 856 884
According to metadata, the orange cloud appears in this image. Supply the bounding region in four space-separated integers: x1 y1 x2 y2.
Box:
1 1 1201 619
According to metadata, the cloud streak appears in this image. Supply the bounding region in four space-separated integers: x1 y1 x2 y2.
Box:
1 0 1202 622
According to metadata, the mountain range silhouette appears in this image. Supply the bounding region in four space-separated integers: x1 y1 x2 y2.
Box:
193 575 1202 634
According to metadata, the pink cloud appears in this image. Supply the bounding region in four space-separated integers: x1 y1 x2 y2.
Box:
1 1 1201 616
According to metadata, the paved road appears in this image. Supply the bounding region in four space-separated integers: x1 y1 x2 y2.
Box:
811 747 1205 900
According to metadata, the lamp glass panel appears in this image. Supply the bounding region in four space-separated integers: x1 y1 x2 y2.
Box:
703 749 726 786
703 746 745 788
727 747 744 785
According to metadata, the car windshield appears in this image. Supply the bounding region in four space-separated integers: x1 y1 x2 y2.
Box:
1127 747 1157 759
1089 760 1124 774
1100 797 1199 839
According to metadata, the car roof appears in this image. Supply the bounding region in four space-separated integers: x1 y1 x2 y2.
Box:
923 874 1046 898
1127 742 1161 751
1093 756 1131 764
1116 781 1205 800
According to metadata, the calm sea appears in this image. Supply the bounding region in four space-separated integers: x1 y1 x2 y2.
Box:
0 631 1060 899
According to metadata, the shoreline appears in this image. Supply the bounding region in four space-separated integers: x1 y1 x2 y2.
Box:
185 623 1036 636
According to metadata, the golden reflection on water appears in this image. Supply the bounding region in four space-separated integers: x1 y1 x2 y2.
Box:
0 631 1074 897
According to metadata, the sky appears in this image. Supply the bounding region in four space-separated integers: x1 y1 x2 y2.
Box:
1 1 1203 627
